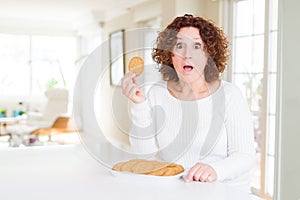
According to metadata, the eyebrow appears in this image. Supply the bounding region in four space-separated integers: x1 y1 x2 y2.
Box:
176 37 201 40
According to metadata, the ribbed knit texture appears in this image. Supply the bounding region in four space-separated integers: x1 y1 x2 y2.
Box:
130 81 255 191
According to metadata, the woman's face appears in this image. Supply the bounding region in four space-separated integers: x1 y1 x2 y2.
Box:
171 27 208 83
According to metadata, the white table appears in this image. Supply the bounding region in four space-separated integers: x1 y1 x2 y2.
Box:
0 117 19 123
0 144 253 200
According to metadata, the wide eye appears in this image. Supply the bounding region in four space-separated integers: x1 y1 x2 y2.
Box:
194 43 201 49
176 42 183 49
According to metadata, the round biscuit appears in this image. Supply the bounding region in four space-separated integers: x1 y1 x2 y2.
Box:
131 160 154 174
112 159 184 176
162 167 177 176
128 56 144 76
112 161 125 171
119 159 143 172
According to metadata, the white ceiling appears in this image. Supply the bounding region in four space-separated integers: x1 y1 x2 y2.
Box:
0 0 148 22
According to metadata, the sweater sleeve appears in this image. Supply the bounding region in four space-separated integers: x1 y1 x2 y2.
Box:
210 85 255 181
129 100 158 154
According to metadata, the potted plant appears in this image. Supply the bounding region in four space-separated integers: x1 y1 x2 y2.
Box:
0 109 6 118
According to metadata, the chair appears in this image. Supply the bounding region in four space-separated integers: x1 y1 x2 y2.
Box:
29 116 78 144
6 88 69 146
27 88 69 128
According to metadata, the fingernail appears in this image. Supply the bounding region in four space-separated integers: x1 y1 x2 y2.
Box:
184 178 191 183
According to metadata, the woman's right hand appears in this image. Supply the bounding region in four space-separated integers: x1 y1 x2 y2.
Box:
121 72 146 104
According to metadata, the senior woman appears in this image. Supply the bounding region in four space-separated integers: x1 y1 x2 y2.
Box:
121 14 255 192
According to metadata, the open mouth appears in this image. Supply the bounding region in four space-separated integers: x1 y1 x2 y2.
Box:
183 65 193 72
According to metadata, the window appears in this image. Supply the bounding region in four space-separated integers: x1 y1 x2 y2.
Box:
0 34 30 96
0 34 76 98
230 0 278 198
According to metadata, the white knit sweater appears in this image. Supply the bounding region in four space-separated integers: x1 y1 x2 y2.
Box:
129 80 255 191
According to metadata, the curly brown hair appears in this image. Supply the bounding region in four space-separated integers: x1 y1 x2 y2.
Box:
152 14 229 82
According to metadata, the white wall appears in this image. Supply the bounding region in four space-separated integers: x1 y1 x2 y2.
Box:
175 0 221 24
161 0 221 27
275 0 300 199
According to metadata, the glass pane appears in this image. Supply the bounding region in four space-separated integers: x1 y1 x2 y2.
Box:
266 155 275 196
267 114 276 156
252 113 262 150
253 35 265 72
234 37 252 73
268 73 277 114
31 35 76 95
270 0 278 30
234 35 264 73
233 73 263 113
0 34 30 96
269 32 278 73
31 60 63 93
253 0 265 34
250 152 261 189
236 0 254 36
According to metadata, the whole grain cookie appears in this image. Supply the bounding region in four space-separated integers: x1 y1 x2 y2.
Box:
172 164 185 174
131 160 155 174
162 167 177 176
119 159 143 172
112 161 125 171
128 56 144 76
148 161 169 175
112 159 184 176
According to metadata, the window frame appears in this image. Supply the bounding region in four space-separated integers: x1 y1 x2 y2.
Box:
223 0 278 199
0 33 77 99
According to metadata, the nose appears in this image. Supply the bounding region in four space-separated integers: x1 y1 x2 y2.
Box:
184 47 192 59
184 53 192 59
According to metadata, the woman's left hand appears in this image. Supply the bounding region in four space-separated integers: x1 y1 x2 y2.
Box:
184 162 217 183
